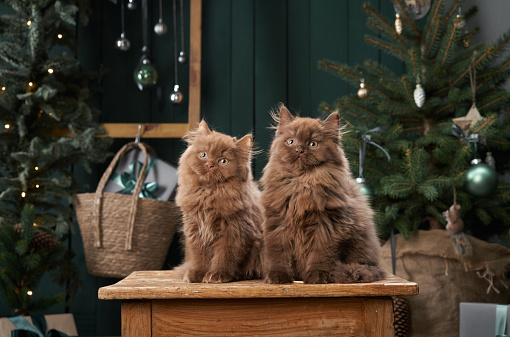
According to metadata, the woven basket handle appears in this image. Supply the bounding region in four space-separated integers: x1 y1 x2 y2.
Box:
93 141 149 251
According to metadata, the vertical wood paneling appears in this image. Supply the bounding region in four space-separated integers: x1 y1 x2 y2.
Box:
201 0 232 134
231 0 255 139
253 0 287 177
310 0 349 118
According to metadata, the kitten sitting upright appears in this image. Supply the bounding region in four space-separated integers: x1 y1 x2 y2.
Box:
174 121 264 283
261 104 385 284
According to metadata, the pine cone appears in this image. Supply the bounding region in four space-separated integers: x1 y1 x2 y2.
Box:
393 296 410 337
14 223 58 252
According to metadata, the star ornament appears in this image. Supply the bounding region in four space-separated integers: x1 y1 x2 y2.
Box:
452 103 484 133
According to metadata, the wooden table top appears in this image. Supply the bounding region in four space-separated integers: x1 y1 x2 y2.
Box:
98 270 418 300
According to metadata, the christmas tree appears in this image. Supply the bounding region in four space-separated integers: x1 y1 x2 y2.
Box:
0 0 112 314
319 0 510 241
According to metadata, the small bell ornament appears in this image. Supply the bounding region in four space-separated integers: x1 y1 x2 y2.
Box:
357 78 369 99
170 84 183 104
395 13 403 35
115 33 131 51
414 80 425 108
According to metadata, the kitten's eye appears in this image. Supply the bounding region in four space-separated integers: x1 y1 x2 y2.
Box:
308 141 318 148
218 158 230 166
198 152 208 159
286 138 296 146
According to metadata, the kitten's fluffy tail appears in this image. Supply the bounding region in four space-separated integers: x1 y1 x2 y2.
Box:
330 261 387 283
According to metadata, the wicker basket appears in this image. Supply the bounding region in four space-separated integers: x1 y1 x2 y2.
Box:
74 141 180 278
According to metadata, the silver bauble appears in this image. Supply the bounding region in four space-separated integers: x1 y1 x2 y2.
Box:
154 20 168 35
127 0 136 10
115 33 131 51
170 84 183 104
178 51 188 64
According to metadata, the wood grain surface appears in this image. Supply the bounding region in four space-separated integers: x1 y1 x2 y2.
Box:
98 270 418 300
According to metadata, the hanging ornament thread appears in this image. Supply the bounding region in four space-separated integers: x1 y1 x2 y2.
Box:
154 0 168 35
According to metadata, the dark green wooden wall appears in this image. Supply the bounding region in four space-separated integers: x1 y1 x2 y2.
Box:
0 0 399 335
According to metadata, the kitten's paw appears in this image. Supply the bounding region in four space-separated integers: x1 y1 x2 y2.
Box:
183 269 206 283
303 269 329 284
265 270 292 284
203 270 233 283
331 264 385 283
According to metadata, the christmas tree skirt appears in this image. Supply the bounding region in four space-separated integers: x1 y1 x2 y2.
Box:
381 229 510 337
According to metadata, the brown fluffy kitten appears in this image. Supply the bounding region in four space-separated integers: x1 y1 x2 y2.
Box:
174 121 264 283
261 104 385 284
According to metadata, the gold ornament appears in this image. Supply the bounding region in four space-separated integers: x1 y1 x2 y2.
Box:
395 14 403 35
357 79 369 99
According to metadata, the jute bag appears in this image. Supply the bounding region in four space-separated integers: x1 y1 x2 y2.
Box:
381 229 510 337
74 141 180 278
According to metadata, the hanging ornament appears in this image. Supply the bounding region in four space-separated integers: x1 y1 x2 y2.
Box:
462 30 472 48
413 76 425 108
485 152 496 168
394 0 431 21
357 78 369 99
395 13 403 35
465 159 498 197
115 0 131 51
127 0 136 10
170 0 184 103
134 0 158 90
452 125 498 198
452 52 484 132
134 58 158 88
456 7 466 30
178 0 187 64
355 127 391 198
154 0 168 35
170 84 183 104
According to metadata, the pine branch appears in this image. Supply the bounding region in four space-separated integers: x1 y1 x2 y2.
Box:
442 0 462 27
440 20 462 68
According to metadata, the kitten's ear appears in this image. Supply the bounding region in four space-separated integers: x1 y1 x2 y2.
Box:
197 120 212 135
278 103 294 126
237 134 253 152
322 111 340 131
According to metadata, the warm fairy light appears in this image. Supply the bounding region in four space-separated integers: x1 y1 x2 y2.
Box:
48 113 53 117
1 87 5 91
48 68 54 74
57 34 63 39
33 223 37 227
26 20 31 26
27 290 33 296
35 166 39 170
4 124 9 129
28 82 33 87
21 192 26 198
35 184 40 188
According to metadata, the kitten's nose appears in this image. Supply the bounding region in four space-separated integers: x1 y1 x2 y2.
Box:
296 147 304 154
207 163 214 171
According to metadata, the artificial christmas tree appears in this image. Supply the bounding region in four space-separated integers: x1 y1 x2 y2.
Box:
319 0 510 241
0 0 111 314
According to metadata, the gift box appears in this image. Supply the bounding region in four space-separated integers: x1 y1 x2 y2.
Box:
104 144 178 201
0 313 78 337
460 302 510 337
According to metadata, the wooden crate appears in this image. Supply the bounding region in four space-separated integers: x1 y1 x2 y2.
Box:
98 270 418 337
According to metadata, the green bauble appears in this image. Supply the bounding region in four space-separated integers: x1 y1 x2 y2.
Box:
133 62 158 88
465 162 498 197
356 178 372 198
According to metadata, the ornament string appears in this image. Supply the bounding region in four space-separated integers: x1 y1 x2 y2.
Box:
173 0 179 86
180 0 186 59
469 51 477 104
356 127 391 180
452 124 480 159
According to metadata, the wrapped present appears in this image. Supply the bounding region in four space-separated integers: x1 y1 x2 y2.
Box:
460 302 510 337
0 313 78 337
104 143 178 201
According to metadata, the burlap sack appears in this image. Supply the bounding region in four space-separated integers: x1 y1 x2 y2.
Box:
381 229 510 337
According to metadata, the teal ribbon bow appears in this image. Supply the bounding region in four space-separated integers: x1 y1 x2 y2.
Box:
111 158 160 200
496 304 508 337
8 315 72 337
